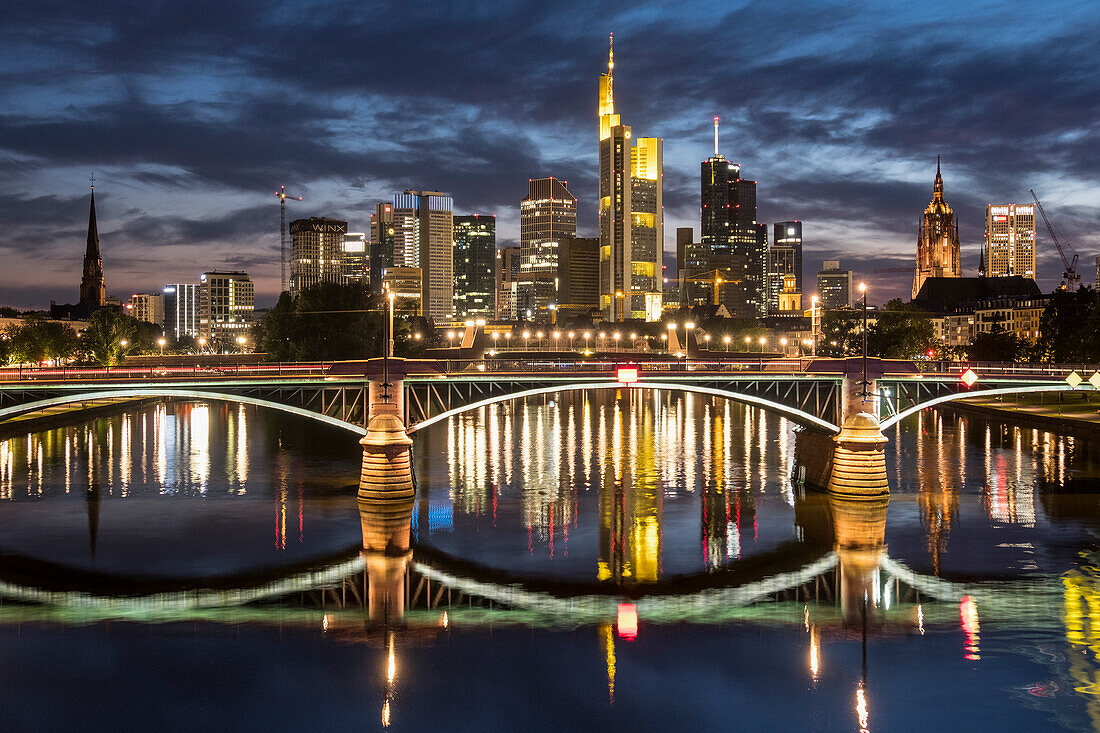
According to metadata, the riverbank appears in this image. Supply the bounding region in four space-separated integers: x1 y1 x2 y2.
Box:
938 392 1100 435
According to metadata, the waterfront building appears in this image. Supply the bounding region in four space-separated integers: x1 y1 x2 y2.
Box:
127 293 163 326
556 236 600 318
343 232 368 284
289 217 348 294
981 204 1036 280
453 215 496 319
597 35 663 322
162 283 199 339
519 178 576 317
701 118 767 316
392 190 453 321
913 158 961 298
198 271 254 345
817 260 853 309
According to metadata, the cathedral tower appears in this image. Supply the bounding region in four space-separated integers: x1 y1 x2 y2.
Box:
913 157 961 298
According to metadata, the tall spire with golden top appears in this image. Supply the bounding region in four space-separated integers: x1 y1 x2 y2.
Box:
933 155 944 202
598 32 619 139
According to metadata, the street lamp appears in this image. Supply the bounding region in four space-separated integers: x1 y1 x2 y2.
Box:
196 337 206 353
157 337 166 355
780 337 788 355
758 336 766 353
387 291 396 358
583 331 591 350
859 282 869 402
810 295 820 357
723 335 731 352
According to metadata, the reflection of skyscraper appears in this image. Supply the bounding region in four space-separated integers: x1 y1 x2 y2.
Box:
519 178 576 317
913 158 961 298
597 35 663 322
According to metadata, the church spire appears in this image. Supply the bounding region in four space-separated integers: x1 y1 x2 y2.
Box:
79 182 106 309
933 155 944 202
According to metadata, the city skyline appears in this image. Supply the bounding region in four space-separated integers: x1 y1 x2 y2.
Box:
2 1 1099 309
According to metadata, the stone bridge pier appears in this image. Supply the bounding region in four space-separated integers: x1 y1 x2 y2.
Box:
825 357 889 498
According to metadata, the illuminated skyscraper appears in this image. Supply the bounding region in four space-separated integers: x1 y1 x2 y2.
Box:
519 177 576 317
597 34 663 322
817 260 853 309
495 246 521 320
342 232 367 284
981 204 1036 280
453 214 496 318
289 217 348 294
913 158 961 298
199 271 254 345
701 118 766 316
392 190 453 321
768 221 803 313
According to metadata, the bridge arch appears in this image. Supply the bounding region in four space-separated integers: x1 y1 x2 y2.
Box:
0 389 368 435
878 384 1087 430
408 381 841 434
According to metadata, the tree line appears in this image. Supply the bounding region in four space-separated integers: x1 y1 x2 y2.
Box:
1 310 165 367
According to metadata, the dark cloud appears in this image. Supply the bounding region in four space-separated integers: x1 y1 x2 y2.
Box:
1 0 1098 307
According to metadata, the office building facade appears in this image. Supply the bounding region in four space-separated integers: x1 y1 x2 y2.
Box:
199 271 254 344
128 293 163 326
163 283 199 340
557 236 600 316
343 232 368 284
392 190 453 321
817 260 853 309
519 177 577 318
981 204 1036 280
453 214 496 319
289 217 349 294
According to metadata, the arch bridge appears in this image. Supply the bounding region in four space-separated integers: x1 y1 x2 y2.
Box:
0 360 1093 436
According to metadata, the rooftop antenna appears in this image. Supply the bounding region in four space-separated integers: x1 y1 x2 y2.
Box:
713 116 720 157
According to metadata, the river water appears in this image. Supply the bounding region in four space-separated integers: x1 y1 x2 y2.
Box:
0 392 1099 731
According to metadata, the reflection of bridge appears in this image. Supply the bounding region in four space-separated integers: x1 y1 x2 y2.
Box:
0 358 1091 436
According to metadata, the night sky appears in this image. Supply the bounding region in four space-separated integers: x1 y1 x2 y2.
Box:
3 0 1098 309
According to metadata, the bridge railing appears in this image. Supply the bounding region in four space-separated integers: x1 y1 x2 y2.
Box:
0 362 333 383
915 361 1100 378
459 359 815 375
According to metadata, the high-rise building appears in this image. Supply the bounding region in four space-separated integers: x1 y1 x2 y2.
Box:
128 293 163 326
290 217 349 294
597 35 663 322
557 236 600 315
382 267 422 315
80 186 107 312
981 204 1036 280
913 158 961 298
1095 254 1100 287
368 203 398 293
495 246 521 321
701 118 766 316
817 261 853 309
163 283 199 340
392 190 453 321
343 232 368 284
453 215 496 319
768 222 803 313
519 177 577 317
199 271 254 345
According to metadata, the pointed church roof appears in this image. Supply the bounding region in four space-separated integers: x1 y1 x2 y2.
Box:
86 187 100 261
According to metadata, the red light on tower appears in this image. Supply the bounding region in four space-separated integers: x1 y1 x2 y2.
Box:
617 603 638 640
616 367 639 384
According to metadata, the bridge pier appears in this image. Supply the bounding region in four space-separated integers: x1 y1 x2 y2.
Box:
358 411 415 503
827 413 889 498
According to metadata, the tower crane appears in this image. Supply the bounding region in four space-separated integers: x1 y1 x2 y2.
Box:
276 186 302 293
1030 189 1080 291
665 269 737 305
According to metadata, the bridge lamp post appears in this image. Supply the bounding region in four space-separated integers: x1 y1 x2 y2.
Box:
388 291 396 358
613 332 621 350
723 335 731 352
196 337 205 353
858 282 869 402
759 336 767 354
745 336 752 352
583 331 591 350
158 337 167 355
780 337 788 355
522 330 530 349
536 331 544 349
810 295 820 357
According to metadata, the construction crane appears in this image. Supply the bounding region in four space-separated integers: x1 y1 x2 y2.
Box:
275 186 302 293
1030 189 1080 291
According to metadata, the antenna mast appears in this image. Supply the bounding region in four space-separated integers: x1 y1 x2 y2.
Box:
713 116 720 156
